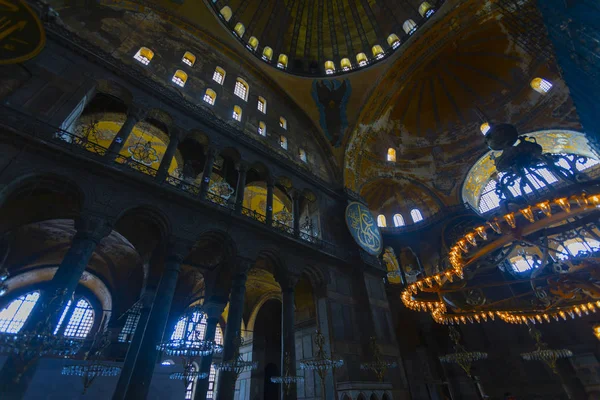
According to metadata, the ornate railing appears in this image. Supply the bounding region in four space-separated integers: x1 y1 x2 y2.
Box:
165 175 201 196
272 221 294 236
205 192 233 209
241 207 266 224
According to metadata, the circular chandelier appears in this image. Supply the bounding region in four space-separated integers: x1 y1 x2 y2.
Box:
359 336 398 382
271 352 304 395
520 324 572 374
438 327 487 377
214 334 257 376
400 123 600 326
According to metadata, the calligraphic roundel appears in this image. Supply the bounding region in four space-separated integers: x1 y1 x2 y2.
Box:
345 202 382 256
0 0 46 65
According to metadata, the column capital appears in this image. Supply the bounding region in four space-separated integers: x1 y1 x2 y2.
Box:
74 213 112 243
165 237 193 263
202 297 227 320
205 146 218 158
169 126 186 142
276 270 301 292
128 104 148 121
266 177 275 188
235 161 249 173
232 257 254 276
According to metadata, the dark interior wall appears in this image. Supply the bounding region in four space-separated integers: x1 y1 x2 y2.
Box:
250 299 282 400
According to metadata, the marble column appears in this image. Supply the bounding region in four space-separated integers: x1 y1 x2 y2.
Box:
155 130 182 182
216 262 251 400
0 213 112 400
193 299 226 400
107 106 146 161
111 289 156 400
266 180 274 226
234 163 248 214
121 240 190 400
292 192 301 237
280 277 299 400
200 147 218 199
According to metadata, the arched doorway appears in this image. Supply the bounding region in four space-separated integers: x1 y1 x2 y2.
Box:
250 299 281 400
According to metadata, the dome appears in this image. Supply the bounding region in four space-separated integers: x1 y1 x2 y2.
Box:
208 0 443 77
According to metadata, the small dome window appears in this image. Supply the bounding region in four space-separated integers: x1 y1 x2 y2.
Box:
403 19 418 35
234 22 245 37
279 135 288 150
377 215 387 227
299 148 307 163
213 66 226 85
277 54 288 69
234 78 249 101
410 209 423 223
340 58 352 71
203 88 216 105
232 105 242 122
387 34 401 49
257 96 267 113
133 47 154 65
356 53 368 67
393 214 405 227
387 148 396 162
181 51 196 67
372 45 384 60
418 2 435 18
530 77 553 94
262 46 273 61
480 122 491 135
220 6 232 21
171 70 187 87
324 60 335 74
247 36 259 51
258 121 266 136
279 117 287 130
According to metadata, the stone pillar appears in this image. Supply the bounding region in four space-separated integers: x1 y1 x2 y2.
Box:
234 163 248 214
216 261 251 400
292 192 301 237
0 213 112 400
200 147 218 199
155 129 183 182
120 240 190 400
112 289 156 400
266 180 274 226
280 276 299 400
107 106 146 161
193 299 227 400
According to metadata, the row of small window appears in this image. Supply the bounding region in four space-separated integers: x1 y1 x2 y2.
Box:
133 49 290 127
218 2 435 73
479 78 554 136
377 210 423 228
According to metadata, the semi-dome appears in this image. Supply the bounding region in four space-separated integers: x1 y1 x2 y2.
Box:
208 0 443 76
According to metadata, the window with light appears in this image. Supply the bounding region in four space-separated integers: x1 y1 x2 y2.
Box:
172 70 188 87
207 364 219 399
247 36 259 51
232 105 242 122
299 148 307 163
0 291 40 333
54 298 95 338
280 135 288 150
118 302 142 343
410 209 423 223
234 78 249 101
356 53 368 67
403 19 417 35
182 51 196 67
530 77 553 94
257 96 267 113
555 238 600 260
277 54 288 70
133 47 154 65
203 89 217 105
387 34 400 49
279 117 287 130
418 2 435 18
262 47 273 61
219 6 232 21
372 45 384 60
480 122 491 135
393 214 405 227
387 148 396 162
213 67 226 85
325 61 335 75
377 214 386 227
234 22 245 38
185 363 197 400
509 254 538 273
258 121 266 136
340 58 352 71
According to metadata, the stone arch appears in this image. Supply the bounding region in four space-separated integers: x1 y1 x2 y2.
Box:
342 394 352 400
246 291 282 332
382 392 391 400
301 264 329 296
187 229 238 272
370 393 378 400
95 79 133 106
357 393 367 400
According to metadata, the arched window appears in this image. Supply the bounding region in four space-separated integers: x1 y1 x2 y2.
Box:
0 291 40 333
556 238 600 260
234 22 245 38
387 148 396 162
419 2 435 18
213 66 226 85
356 52 368 67
234 78 249 101
387 34 401 49
219 6 232 21
258 121 266 136
172 312 224 344
403 19 418 35
55 298 95 338
393 214 405 227
207 364 219 399
277 54 288 69
325 60 335 74
247 36 259 51
530 77 553 94
280 135 288 150
509 255 537 273
257 96 267 113
279 117 287 130
232 105 242 122
377 214 387 227
480 122 491 135
118 301 142 343
182 51 196 67
372 45 384 60
133 47 154 65
410 209 424 223
299 148 307 162
341 58 352 71
184 363 198 399
262 46 273 61
172 70 188 87
203 89 217 105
